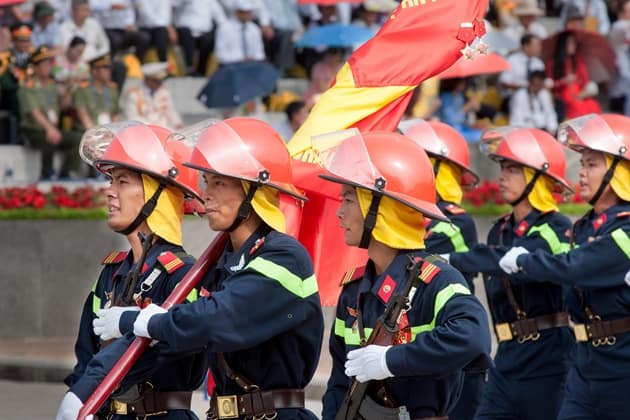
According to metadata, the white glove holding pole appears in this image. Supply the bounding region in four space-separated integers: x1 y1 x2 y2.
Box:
439 253 450 263
625 269 630 287
344 345 393 383
55 392 92 420
93 306 140 340
133 303 167 338
499 246 529 274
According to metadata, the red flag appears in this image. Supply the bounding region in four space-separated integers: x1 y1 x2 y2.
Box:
288 0 489 306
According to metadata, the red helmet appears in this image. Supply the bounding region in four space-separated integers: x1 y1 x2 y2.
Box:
79 121 202 201
558 113 630 162
403 120 480 186
318 130 448 221
184 117 305 199
480 127 572 191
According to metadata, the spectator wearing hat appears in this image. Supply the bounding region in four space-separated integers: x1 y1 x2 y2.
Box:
0 22 33 140
18 46 82 179
560 0 610 34
134 0 173 63
172 0 226 76
90 0 150 62
351 0 397 31
31 1 60 50
214 0 265 65
121 62 182 130
504 0 549 46
58 0 110 62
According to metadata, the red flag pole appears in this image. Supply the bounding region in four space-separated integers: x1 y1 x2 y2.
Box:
78 233 229 420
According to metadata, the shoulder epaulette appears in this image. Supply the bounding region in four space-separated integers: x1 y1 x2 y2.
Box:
340 265 366 286
102 251 128 265
616 211 630 219
418 259 441 284
157 251 185 274
444 203 467 215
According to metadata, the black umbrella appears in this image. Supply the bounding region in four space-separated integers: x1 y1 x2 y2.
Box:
197 61 280 108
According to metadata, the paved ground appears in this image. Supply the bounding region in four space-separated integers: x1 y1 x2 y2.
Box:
0 379 323 420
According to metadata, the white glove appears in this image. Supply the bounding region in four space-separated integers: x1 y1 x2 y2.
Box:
499 246 529 274
439 253 450 263
93 306 140 340
133 303 167 338
625 270 630 287
344 345 393 383
55 392 92 420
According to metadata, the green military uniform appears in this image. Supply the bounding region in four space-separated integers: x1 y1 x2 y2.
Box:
72 80 120 132
17 46 81 179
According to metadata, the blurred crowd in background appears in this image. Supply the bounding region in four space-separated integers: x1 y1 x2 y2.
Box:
0 0 628 180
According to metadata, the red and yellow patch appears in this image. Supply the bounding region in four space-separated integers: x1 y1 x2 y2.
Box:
102 251 128 265
157 251 185 274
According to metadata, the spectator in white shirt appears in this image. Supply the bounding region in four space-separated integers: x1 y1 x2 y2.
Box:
90 0 150 62
499 34 546 101
222 0 273 38
214 0 265 65
503 0 548 46
31 1 60 49
560 0 610 34
510 70 558 134
173 0 226 76
135 0 173 63
610 2 630 114
57 0 110 62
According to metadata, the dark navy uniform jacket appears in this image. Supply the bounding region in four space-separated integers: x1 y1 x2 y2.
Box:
512 203 630 380
449 210 574 379
66 240 206 419
322 251 491 419
425 200 478 291
141 226 325 419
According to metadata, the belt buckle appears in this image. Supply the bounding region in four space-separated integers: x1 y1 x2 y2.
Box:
495 323 513 342
574 324 588 342
110 399 128 415
216 395 239 419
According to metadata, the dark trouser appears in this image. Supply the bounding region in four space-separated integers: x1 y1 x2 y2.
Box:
449 372 484 420
105 28 151 61
474 368 566 420
140 27 169 62
176 27 214 75
264 29 295 74
22 128 82 179
557 367 630 420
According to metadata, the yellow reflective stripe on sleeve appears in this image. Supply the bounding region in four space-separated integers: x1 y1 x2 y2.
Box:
185 288 198 302
246 256 318 298
527 223 570 255
335 283 471 345
91 280 101 314
410 283 471 337
611 229 630 259
430 221 470 252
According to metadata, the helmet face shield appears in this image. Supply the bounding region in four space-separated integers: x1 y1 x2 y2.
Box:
558 114 628 159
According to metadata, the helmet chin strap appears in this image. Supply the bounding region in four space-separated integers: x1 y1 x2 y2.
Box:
588 157 620 206
226 182 259 233
359 192 383 249
508 171 541 208
117 183 165 236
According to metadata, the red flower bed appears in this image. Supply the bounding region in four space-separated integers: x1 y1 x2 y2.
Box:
0 185 107 210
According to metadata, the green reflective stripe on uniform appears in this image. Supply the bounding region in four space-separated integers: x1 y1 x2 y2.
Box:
335 283 470 345
611 229 630 259
185 288 198 302
246 257 318 298
431 221 469 252
411 283 471 337
91 280 101 314
527 223 570 255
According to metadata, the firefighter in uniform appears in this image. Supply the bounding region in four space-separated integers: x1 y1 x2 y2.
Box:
63 117 325 420
445 127 574 420
56 121 207 419
499 114 630 420
320 130 492 420
403 119 483 420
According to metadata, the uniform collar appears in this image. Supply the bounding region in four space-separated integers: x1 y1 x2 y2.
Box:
584 203 630 233
360 251 420 305
217 225 271 274
113 239 176 279
506 209 544 237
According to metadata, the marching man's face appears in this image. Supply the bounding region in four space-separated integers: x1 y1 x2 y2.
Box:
202 173 246 232
336 185 365 247
578 149 610 203
498 161 527 204
105 168 145 232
